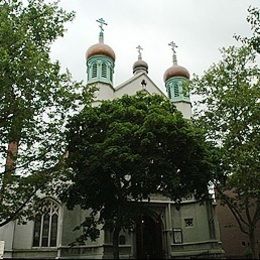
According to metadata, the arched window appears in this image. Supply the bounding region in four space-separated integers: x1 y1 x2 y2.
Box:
32 200 59 247
174 83 179 97
92 63 97 78
101 63 107 78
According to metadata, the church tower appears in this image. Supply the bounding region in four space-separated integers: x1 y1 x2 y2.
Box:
164 41 192 119
86 18 115 100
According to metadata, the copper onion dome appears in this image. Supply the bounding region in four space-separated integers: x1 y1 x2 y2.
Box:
86 18 115 61
164 41 190 81
86 42 116 61
163 65 190 82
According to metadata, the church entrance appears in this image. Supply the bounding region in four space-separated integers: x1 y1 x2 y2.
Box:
136 215 163 259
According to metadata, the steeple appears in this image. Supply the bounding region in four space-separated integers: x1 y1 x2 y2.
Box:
85 18 115 88
133 45 148 75
164 41 191 119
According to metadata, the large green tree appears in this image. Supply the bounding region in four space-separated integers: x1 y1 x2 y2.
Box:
62 91 214 259
192 7 260 259
0 0 92 227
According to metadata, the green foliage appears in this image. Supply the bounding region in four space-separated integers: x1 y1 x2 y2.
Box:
0 0 93 227
191 7 260 259
61 91 214 245
192 44 260 218
235 6 260 53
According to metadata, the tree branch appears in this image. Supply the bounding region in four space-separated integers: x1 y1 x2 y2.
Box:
252 199 260 225
216 185 249 234
245 197 253 226
0 186 39 227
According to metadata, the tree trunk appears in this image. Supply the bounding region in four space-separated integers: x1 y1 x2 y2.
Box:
0 141 18 203
112 224 121 259
249 229 258 259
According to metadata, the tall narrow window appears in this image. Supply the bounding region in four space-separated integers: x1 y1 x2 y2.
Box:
168 88 172 99
92 63 97 78
32 214 41 247
50 214 58 246
101 63 107 78
174 83 179 97
110 67 113 81
42 213 50 246
32 200 59 247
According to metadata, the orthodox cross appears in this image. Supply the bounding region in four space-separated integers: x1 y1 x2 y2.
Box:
136 45 143 60
96 18 107 43
168 41 178 65
168 41 178 53
96 18 107 32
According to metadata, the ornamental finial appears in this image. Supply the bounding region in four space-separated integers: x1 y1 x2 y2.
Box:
96 18 107 43
136 45 143 60
168 41 178 65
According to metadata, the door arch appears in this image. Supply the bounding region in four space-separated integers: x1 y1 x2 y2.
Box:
136 215 163 259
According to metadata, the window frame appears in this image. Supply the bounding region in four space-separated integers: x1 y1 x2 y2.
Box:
184 218 194 228
32 200 59 248
92 63 97 78
173 82 179 97
172 228 183 244
101 63 107 78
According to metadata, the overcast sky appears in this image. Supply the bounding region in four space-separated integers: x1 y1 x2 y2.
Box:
51 0 259 93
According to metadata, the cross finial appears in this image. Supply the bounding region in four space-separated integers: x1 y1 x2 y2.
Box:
96 18 107 43
136 45 143 60
168 41 178 65
96 18 107 32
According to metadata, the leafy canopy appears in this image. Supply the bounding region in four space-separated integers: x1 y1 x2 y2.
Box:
62 91 214 242
191 6 260 259
0 0 92 226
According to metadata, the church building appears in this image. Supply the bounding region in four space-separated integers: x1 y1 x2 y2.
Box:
0 18 224 259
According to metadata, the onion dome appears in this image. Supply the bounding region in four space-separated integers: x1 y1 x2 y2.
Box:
164 65 190 82
164 41 190 81
133 45 148 74
86 42 115 61
86 18 115 61
86 18 115 87
164 41 192 119
133 59 148 74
